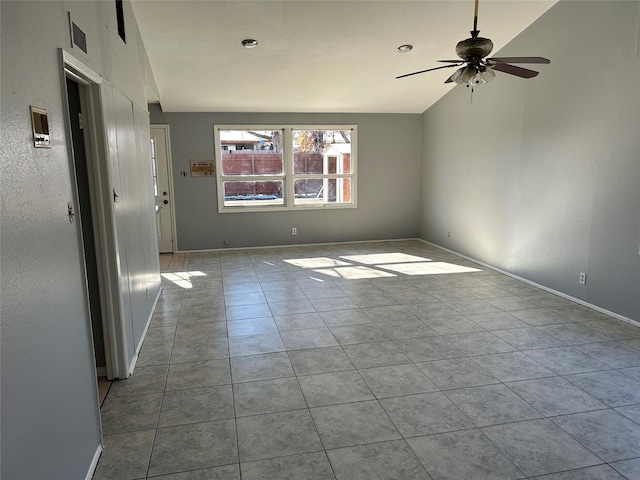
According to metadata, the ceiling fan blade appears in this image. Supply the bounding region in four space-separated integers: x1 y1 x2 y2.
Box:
396 63 463 79
438 60 464 63
488 57 550 64
492 63 539 78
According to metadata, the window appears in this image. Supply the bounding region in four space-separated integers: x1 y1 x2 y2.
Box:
115 0 126 43
150 138 158 197
214 126 356 212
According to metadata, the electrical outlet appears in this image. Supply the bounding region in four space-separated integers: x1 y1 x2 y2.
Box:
292 227 297 235
579 272 587 285
447 231 450 238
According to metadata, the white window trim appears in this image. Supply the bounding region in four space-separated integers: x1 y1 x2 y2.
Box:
214 125 357 213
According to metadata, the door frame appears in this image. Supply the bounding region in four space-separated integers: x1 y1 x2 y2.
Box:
61 49 129 380
150 124 178 253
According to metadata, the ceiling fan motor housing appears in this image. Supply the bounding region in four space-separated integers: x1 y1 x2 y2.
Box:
456 37 493 61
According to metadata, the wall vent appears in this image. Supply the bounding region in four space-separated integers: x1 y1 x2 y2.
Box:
72 22 87 54
68 13 88 56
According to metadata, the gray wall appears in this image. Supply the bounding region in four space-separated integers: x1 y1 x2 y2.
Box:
1 1 160 478
152 111 422 250
420 1 640 322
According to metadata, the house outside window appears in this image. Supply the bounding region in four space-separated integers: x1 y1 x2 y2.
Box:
214 126 356 213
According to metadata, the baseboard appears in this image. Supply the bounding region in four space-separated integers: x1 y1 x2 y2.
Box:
95 366 107 377
84 444 103 480
419 239 639 328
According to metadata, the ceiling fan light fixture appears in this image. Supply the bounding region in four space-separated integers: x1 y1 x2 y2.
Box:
452 65 495 87
241 39 259 48
397 44 413 53
460 66 477 84
475 66 495 84
450 67 466 84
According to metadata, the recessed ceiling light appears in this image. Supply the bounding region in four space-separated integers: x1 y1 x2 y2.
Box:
397 44 413 53
241 39 259 48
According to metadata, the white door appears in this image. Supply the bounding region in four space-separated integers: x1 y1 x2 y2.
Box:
150 125 175 253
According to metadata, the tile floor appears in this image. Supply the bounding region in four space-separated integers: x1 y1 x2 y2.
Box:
93 240 640 480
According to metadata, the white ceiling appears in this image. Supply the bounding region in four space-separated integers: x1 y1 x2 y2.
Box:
131 1 556 114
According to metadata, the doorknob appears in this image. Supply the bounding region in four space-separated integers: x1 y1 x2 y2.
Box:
163 200 169 205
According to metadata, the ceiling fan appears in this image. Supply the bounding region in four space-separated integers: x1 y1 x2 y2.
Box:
397 0 550 88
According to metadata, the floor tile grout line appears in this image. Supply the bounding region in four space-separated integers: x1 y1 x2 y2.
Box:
284 358 337 477
221 258 249 477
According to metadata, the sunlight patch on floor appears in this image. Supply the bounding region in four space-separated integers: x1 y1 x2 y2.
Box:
161 271 207 289
379 261 481 276
340 253 430 265
282 252 481 279
284 257 351 269
313 266 397 280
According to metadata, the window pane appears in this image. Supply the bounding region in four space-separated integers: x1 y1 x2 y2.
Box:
220 129 283 176
223 180 284 206
293 130 352 174
293 151 323 174
150 138 158 196
294 178 352 206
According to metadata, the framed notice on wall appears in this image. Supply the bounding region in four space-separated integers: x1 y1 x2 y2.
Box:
190 160 215 177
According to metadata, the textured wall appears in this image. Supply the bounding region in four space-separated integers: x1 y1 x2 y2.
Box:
420 1 640 322
158 112 423 250
1 1 159 478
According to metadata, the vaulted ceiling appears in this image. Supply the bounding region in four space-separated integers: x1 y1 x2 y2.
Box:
132 1 556 114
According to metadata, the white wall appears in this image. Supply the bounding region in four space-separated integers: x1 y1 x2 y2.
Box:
0 1 160 477
420 1 640 322
150 110 423 250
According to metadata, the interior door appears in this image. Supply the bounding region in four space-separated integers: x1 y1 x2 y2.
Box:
150 125 175 253
66 77 107 378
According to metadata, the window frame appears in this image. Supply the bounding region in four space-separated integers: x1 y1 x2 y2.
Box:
214 125 357 213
